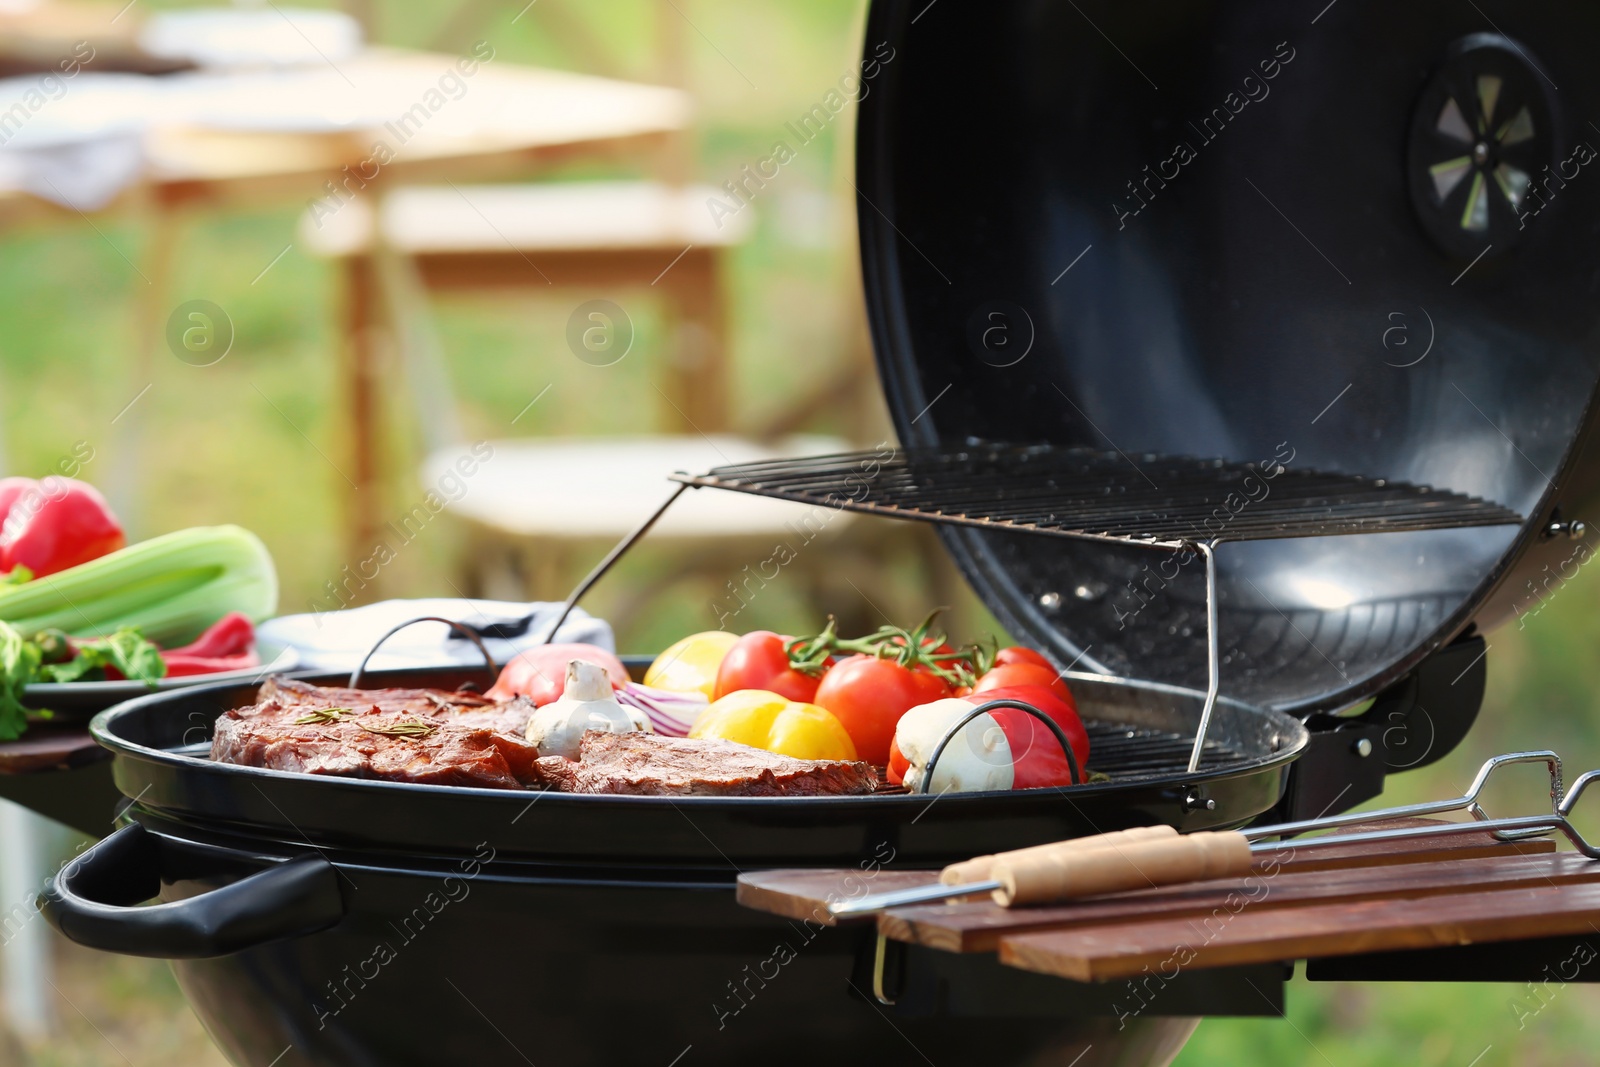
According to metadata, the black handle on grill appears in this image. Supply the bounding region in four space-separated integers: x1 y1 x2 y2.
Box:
39 825 345 959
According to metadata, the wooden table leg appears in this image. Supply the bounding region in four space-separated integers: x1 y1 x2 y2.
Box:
659 248 728 433
341 252 383 572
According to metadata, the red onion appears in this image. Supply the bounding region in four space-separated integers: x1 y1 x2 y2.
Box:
616 682 707 737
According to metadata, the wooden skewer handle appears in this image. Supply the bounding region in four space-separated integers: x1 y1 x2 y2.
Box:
940 825 1178 886
993 830 1254 907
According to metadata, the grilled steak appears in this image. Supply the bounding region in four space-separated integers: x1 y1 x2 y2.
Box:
532 730 878 796
247 676 536 737
213 678 541 789
257 676 497 711
215 679 875 796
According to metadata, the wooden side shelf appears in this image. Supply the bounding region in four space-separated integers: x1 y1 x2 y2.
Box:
0 728 107 776
735 820 1599 986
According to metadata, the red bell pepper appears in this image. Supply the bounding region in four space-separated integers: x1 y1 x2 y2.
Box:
0 479 31 527
0 477 124 579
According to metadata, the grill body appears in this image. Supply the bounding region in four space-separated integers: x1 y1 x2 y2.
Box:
88 668 1306 866
29 667 1305 1067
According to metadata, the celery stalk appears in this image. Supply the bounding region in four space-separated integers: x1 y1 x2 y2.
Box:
0 525 278 646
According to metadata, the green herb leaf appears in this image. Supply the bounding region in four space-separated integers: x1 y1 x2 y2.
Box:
0 620 42 741
33 628 73 664
1 565 34 587
293 707 355 725
357 719 439 739
39 654 95 684
41 627 167 687
100 628 167 685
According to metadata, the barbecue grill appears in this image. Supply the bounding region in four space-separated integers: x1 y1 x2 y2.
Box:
18 3 1600 1066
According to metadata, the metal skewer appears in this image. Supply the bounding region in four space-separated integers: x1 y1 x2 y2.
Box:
831 750 1576 917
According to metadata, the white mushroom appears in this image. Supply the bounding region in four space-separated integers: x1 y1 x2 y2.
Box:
525 660 651 759
896 698 1014 794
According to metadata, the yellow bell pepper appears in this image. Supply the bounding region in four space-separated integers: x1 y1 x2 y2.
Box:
690 689 857 762
644 631 739 699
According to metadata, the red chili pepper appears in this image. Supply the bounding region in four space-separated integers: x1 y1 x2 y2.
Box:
154 613 261 677
103 614 261 679
0 477 124 579
166 612 257 659
160 652 260 677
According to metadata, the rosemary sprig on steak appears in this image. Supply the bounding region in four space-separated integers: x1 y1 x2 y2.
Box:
357 719 439 739
293 707 355 725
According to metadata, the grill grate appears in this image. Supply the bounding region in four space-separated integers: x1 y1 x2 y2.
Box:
871 720 1248 793
1084 720 1246 778
673 445 1523 546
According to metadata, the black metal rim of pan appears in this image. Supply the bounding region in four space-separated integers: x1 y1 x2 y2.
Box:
88 666 1307 865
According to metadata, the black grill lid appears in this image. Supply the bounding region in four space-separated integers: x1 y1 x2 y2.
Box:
852 1 1600 713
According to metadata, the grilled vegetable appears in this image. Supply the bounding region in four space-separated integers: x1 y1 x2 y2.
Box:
525 660 651 759
644 631 738 699
0 525 277 646
690 689 856 762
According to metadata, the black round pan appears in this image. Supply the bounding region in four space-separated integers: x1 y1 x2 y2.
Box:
90 666 1306 868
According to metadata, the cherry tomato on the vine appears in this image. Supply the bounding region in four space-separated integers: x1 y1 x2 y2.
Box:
713 631 832 703
972 662 1073 703
813 654 951 766
992 646 1055 672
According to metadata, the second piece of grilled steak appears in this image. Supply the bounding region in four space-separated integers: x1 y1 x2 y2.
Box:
532 730 878 796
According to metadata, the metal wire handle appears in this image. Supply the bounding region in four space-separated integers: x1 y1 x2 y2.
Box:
348 617 498 689
539 484 690 645
1244 749 1564 842
829 751 1600 918
1252 769 1600 860
916 698 1083 793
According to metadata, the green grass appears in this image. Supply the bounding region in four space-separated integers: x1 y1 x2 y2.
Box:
9 2 1600 1064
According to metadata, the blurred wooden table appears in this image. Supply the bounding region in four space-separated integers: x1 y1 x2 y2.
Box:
0 48 688 553
0 1 188 77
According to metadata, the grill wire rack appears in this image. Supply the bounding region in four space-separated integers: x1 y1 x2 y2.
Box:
542 444 1525 773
